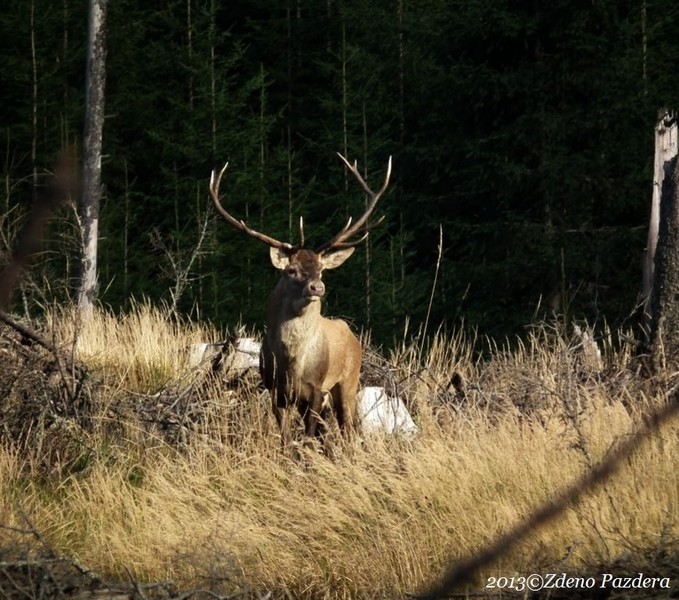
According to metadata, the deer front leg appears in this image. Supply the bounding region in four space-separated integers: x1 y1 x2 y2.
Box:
273 397 293 447
302 388 327 440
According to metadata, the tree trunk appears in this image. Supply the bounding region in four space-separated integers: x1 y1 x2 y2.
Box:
644 112 677 333
648 113 679 369
77 0 107 312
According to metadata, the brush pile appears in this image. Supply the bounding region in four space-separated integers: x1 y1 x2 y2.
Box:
0 318 93 470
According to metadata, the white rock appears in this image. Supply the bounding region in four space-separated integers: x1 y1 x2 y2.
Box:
358 386 418 435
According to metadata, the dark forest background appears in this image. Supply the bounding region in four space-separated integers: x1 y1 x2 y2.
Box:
2 0 679 345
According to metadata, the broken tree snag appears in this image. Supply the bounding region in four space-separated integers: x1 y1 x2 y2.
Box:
644 111 678 332
648 153 679 370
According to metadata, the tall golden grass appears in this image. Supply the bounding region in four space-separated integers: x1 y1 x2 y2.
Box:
1 305 677 599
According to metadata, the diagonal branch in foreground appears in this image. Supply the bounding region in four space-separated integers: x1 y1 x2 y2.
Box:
417 393 679 599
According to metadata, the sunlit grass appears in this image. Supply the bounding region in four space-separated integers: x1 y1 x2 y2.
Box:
50 301 217 392
2 305 678 599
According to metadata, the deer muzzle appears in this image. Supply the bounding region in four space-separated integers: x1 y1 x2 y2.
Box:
305 280 325 300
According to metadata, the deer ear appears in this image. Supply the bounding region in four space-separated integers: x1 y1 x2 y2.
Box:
269 246 293 270
320 247 355 270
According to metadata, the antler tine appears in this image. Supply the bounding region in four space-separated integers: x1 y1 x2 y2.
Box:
315 154 392 253
336 154 393 202
324 214 388 250
209 162 294 251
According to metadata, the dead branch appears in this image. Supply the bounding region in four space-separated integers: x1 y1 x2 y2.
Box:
416 393 679 599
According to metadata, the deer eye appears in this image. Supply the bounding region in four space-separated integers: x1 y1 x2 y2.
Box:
286 267 300 278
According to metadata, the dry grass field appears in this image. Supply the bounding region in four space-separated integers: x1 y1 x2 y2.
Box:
1 304 678 599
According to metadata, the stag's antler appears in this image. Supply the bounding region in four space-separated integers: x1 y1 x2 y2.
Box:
209 163 299 251
315 154 392 253
210 156 391 252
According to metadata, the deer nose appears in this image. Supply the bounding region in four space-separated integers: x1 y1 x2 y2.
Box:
306 280 325 298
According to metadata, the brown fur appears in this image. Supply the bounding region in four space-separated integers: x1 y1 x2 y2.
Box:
260 248 361 445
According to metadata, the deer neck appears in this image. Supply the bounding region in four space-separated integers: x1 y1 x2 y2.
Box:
266 281 326 358
269 277 323 319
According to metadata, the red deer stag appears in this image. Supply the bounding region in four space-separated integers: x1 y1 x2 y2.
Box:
209 154 392 446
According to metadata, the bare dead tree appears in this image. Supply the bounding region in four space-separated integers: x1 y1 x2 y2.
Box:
643 110 677 333
76 0 108 313
645 111 679 370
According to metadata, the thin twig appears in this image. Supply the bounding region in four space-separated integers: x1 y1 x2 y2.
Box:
420 225 443 358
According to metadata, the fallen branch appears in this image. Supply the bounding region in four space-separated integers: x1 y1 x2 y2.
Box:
416 393 679 598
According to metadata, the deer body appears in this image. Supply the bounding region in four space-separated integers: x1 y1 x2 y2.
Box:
209 154 391 446
260 249 361 442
